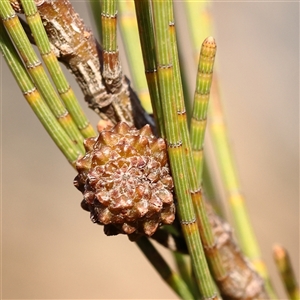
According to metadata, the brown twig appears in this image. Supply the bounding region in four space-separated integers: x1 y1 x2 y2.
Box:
12 0 155 131
205 202 268 300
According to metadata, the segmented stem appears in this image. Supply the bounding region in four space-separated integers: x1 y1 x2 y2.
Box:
173 252 200 299
136 237 194 300
190 37 216 185
101 0 121 92
118 0 152 114
20 0 95 139
151 1 218 298
183 1 276 298
99 0 134 125
273 245 300 300
167 1 227 289
18 0 108 120
0 21 80 165
0 0 85 154
133 0 164 136
133 2 196 295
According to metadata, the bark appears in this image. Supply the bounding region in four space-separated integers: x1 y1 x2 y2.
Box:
12 0 155 130
205 202 268 300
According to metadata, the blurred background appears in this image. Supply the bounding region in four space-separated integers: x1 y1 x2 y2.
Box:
1 1 299 299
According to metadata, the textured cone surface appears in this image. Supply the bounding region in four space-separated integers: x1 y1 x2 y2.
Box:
74 122 175 239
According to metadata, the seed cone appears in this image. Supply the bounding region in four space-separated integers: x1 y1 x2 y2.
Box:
74 122 175 240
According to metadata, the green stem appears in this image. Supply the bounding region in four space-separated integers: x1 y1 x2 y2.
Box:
20 0 96 139
0 0 85 154
151 1 218 298
101 0 122 93
184 1 213 63
136 237 194 300
183 1 276 297
102 0 117 51
133 0 164 136
167 1 226 290
118 0 152 114
173 252 200 299
209 85 275 294
190 37 216 186
0 20 80 166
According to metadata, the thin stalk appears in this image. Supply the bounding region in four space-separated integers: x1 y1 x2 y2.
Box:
100 0 135 126
13 0 108 122
136 237 194 300
167 1 226 289
273 245 300 300
20 0 96 139
190 37 216 186
0 0 85 154
101 0 121 92
151 1 218 298
173 252 200 299
133 0 164 136
182 0 224 223
183 1 276 297
0 21 80 166
118 0 152 114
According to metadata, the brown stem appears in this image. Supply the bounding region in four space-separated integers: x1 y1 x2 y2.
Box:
12 0 155 130
152 202 269 300
204 202 268 300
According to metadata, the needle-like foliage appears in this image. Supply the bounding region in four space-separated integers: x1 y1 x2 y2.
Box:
1 0 298 299
0 20 80 165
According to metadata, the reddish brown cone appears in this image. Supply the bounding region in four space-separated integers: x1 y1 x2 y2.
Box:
74 122 175 240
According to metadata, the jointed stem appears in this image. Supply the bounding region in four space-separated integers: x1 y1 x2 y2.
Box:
173 252 200 299
136 237 194 300
0 21 80 166
20 0 96 139
101 0 121 93
134 0 164 136
118 0 152 114
190 37 216 186
151 1 218 298
0 0 85 154
167 0 227 290
2 1 285 299
184 1 276 298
